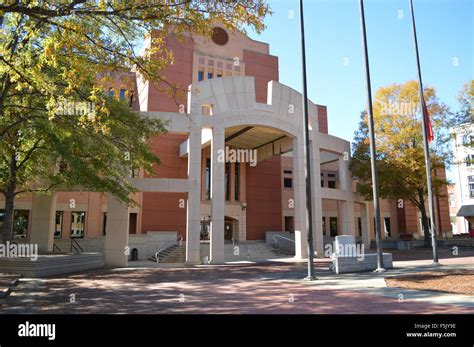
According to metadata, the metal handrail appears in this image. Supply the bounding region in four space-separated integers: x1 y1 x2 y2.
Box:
53 243 61 253
154 241 176 263
70 238 83 253
273 235 295 244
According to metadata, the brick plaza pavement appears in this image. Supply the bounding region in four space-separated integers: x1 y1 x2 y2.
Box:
0 256 473 314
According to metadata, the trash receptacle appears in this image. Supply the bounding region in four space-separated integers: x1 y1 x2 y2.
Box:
131 248 138 261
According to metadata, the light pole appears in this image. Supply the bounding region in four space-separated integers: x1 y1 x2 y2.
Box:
409 0 439 264
299 0 316 280
359 0 385 272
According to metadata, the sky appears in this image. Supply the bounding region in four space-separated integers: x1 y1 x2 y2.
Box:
246 0 473 145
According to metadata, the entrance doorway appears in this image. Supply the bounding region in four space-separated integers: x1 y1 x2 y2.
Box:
129 213 137 234
284 216 294 233
224 217 234 241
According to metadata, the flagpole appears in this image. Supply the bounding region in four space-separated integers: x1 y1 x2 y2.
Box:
359 0 385 272
409 0 439 264
299 0 316 280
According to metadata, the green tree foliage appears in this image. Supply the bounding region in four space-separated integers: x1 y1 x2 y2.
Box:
0 0 270 242
350 81 454 246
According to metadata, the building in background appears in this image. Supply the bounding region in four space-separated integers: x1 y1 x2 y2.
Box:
0 26 452 264
450 123 474 236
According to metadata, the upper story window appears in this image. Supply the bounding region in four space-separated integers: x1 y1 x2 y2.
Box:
462 135 474 146
283 170 293 188
449 193 455 207
119 89 126 100
327 173 337 189
466 154 474 167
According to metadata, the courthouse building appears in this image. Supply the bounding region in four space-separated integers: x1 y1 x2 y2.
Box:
0 26 451 266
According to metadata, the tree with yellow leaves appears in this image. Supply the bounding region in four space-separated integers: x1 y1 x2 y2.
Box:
350 80 454 246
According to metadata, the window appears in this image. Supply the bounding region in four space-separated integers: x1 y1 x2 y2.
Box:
329 217 338 237
108 88 115 97
234 164 240 201
198 71 204 81
283 169 293 188
468 175 474 182
449 193 455 207
225 163 230 201
217 73 223 78
384 217 391 238
469 183 474 198
466 155 474 167
71 211 86 238
327 172 336 189
119 89 126 100
208 72 213 80
358 217 362 237
55 211 63 239
205 158 211 200
284 216 294 233
200 217 210 240
129 167 140 178
322 217 326 236
102 212 107 236
129 91 134 107
0 209 30 239
13 210 29 239
462 135 473 146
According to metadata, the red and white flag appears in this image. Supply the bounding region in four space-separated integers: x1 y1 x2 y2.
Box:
423 98 434 143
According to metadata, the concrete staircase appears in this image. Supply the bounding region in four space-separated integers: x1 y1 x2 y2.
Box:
271 243 296 256
149 244 186 263
0 273 21 298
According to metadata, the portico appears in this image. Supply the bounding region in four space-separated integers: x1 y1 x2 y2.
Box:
24 76 370 267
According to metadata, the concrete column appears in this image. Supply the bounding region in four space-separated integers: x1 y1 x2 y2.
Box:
292 137 308 259
310 138 324 257
30 193 57 253
186 125 202 264
338 155 351 191
210 125 225 263
360 202 371 250
338 150 356 237
104 195 129 267
340 200 356 236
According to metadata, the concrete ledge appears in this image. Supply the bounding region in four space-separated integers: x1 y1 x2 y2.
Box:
0 253 103 278
331 253 393 274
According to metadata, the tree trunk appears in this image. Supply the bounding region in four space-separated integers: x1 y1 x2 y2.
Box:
2 184 15 243
419 204 431 247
